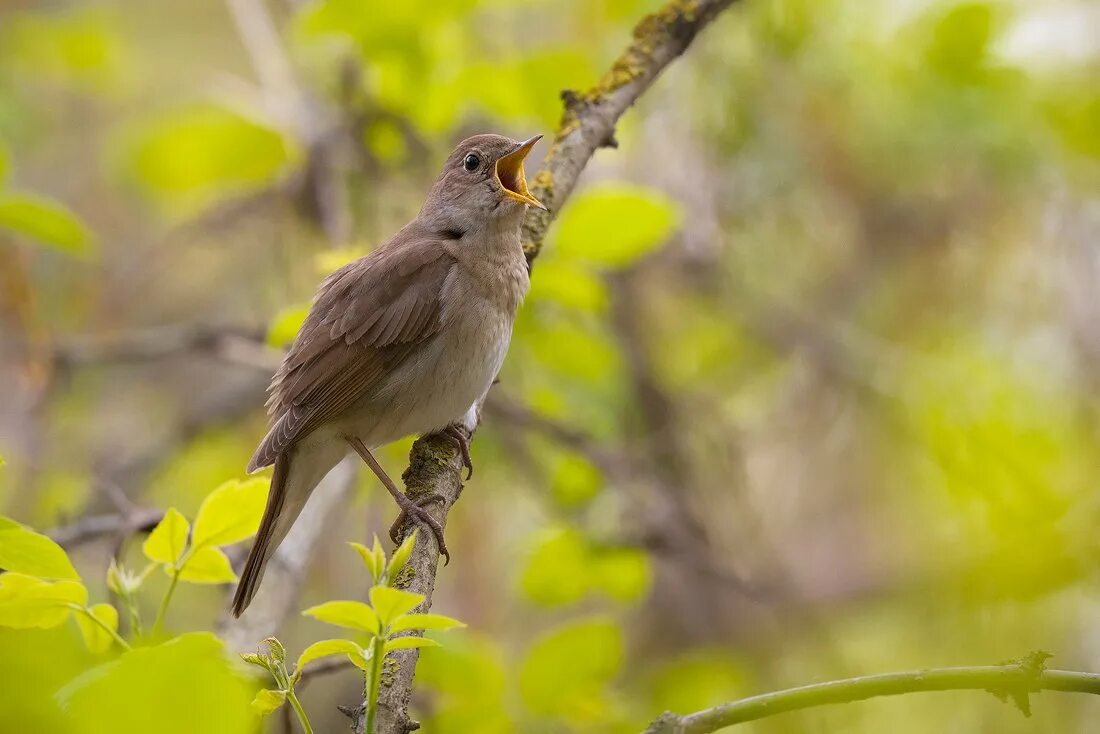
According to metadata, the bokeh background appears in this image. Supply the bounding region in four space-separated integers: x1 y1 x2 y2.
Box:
2 0 1099 732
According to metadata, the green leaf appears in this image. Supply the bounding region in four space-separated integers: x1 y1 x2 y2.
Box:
176 546 236 584
526 259 608 314
0 573 86 629
267 303 309 349
384 636 439 653
519 617 623 716
0 516 79 579
551 454 603 508
553 184 680 268
349 540 384 583
76 603 118 654
240 652 271 672
191 477 270 549
387 530 418 579
123 104 298 219
593 547 652 603
348 647 371 671
251 688 286 716
58 633 255 734
389 613 465 633
142 508 189 566
519 527 590 608
0 192 93 255
294 639 363 680
264 637 287 667
302 600 380 635
369 586 424 626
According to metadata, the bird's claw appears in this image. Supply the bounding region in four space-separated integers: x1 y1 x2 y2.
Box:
441 424 473 479
389 493 450 565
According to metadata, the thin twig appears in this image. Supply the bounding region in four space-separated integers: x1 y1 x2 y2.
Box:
642 660 1100 733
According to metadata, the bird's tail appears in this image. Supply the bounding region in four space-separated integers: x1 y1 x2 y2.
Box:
232 435 346 616
232 453 293 617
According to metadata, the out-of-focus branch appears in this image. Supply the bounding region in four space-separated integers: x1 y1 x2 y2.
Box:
642 658 1100 734
365 2 739 732
49 508 163 549
52 325 280 372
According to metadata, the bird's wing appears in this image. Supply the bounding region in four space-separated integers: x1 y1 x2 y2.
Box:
248 233 455 472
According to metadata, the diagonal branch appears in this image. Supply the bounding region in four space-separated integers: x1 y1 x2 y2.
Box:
366 1 739 732
642 657 1100 733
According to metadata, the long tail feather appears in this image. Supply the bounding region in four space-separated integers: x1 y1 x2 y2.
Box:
232 454 291 617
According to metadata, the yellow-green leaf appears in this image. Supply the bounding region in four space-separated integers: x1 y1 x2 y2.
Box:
294 639 363 680
176 546 237 584
76 603 119 653
384 636 439 653
519 617 623 715
251 688 286 716
123 105 298 219
0 516 79 579
142 508 189 566
553 184 680 268
0 573 86 629
389 613 465 633
267 304 309 349
0 192 93 255
349 540 384 582
369 586 424 626
387 530 418 579
0 142 9 185
593 547 652 603
348 648 371 671
192 477 270 549
57 633 255 733
302 601 379 635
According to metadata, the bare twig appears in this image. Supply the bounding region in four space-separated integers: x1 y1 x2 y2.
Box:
642 656 1100 733
52 324 280 372
49 508 163 549
364 2 739 732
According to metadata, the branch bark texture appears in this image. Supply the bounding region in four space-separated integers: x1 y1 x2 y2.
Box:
366 1 738 732
642 660 1100 734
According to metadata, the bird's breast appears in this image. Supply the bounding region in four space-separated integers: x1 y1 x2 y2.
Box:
351 272 519 444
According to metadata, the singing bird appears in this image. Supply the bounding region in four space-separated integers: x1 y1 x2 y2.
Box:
232 134 545 617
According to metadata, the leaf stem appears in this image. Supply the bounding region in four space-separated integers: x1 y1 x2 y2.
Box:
286 688 314 734
68 604 131 651
365 635 386 734
152 570 181 636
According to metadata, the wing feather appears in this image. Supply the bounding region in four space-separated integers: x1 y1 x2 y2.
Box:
248 230 455 472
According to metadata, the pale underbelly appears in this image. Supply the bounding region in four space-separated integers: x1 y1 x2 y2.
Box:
342 312 513 447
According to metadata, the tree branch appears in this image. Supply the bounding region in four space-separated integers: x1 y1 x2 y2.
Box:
642 657 1100 734
365 1 739 732
521 0 738 262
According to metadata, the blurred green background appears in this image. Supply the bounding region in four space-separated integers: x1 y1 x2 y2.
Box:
2 0 1099 731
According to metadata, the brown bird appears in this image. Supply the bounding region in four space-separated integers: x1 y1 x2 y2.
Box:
232 134 545 617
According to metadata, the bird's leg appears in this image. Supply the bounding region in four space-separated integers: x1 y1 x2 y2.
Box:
344 436 450 564
438 424 474 479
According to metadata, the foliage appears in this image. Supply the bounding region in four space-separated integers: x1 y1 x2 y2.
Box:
244 533 465 733
0 0 1098 732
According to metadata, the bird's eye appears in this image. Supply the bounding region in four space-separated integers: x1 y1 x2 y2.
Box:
463 153 480 172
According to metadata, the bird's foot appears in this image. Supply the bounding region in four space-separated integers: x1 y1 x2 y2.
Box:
389 493 450 565
438 424 473 479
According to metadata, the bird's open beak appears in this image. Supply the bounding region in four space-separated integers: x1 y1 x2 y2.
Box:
495 135 547 210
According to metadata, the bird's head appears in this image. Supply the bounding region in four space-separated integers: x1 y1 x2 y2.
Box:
421 133 546 235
